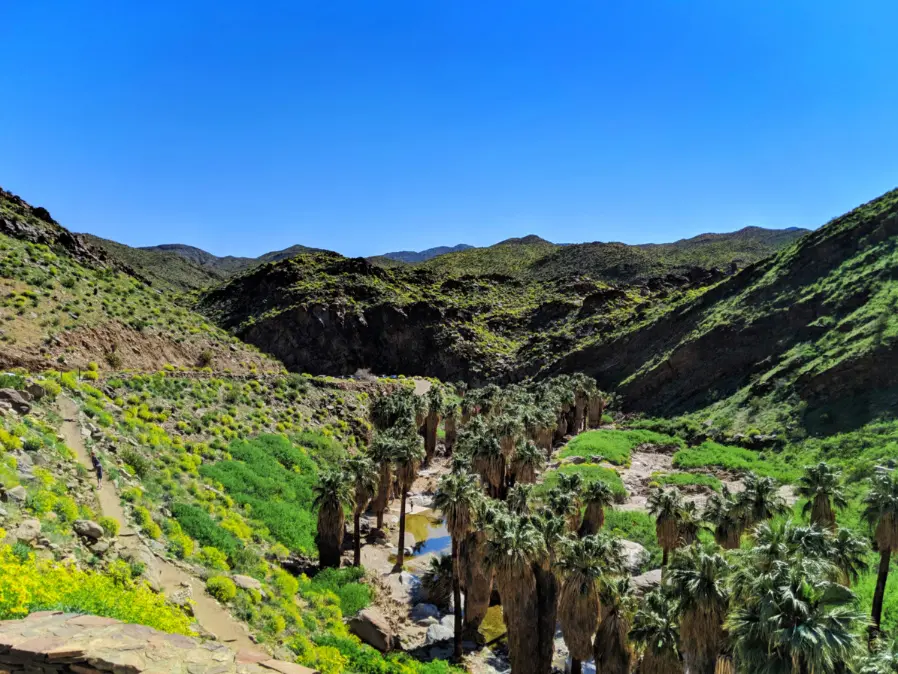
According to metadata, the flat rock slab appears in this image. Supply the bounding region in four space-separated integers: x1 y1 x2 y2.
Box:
0 612 318 674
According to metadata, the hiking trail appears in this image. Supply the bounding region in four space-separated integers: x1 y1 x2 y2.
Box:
59 396 257 651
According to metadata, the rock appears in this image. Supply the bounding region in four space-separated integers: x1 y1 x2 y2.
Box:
425 622 453 645
91 540 111 555
73 519 105 541
411 603 441 622
4 485 27 503
620 540 649 573
0 389 31 415
439 614 454 629
170 585 195 616
24 383 46 401
13 518 41 543
349 607 395 652
233 574 263 591
631 568 662 593
562 455 587 465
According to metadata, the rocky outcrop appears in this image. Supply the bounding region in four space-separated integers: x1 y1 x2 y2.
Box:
72 519 105 541
0 389 31 415
0 612 317 673
349 607 395 652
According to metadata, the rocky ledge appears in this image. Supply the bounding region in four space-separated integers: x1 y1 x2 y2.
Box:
0 612 317 674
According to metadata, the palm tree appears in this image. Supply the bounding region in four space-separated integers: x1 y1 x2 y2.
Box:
678 500 702 547
829 527 868 587
485 511 546 674
459 498 495 641
630 589 683 674
472 433 505 499
345 454 378 566
727 558 865 674
493 413 523 460
369 429 399 530
594 577 635 674
507 483 535 515
863 470 898 631
703 490 745 550
797 462 847 529
510 439 544 485
423 386 445 465
422 554 453 610
557 536 604 674
666 543 730 674
549 487 582 533
434 471 482 660
313 469 352 569
392 431 425 571
442 394 460 455
579 479 614 537
587 388 605 430
738 473 788 528
647 487 686 566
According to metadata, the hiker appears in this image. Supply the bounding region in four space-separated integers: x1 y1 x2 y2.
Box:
90 450 102 486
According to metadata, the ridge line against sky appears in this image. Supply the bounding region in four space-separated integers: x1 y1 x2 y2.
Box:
2 1 897 258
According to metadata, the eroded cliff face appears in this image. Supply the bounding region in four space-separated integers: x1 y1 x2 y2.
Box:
240 301 488 382
551 188 898 429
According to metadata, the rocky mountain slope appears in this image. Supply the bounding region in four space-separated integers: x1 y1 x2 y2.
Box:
378 244 473 263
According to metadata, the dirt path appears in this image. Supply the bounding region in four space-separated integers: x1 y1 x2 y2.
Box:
59 396 257 651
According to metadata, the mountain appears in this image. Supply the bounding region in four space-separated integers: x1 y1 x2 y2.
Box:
0 187 281 373
378 243 473 263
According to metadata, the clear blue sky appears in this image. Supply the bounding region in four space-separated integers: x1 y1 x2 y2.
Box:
2 1 897 258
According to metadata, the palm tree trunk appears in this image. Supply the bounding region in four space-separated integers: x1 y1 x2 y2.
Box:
662 547 669 567
535 564 559 674
353 512 362 567
395 490 408 571
452 537 463 661
376 510 384 530
872 548 891 630
570 659 582 674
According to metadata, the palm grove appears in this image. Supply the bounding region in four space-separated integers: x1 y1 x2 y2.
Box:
311 375 898 674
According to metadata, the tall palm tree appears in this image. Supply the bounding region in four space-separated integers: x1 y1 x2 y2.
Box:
557 535 604 674
421 554 453 609
313 469 352 569
678 500 702 547
493 413 523 461
586 387 605 430
829 527 868 587
392 431 425 571
738 473 788 528
863 470 898 631
485 511 546 674
666 543 730 674
507 483 535 516
369 429 399 530
727 558 865 674
434 471 482 660
594 577 635 674
648 487 686 566
442 394 460 455
345 454 378 566
549 487 582 533
460 497 495 641
423 386 445 465
630 589 683 674
797 462 848 529
579 479 614 537
472 433 505 499
532 513 566 674
510 438 544 485
703 490 745 550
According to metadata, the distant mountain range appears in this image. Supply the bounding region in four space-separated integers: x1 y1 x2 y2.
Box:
82 226 810 292
378 244 473 263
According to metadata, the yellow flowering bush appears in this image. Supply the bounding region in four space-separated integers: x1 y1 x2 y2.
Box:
0 546 192 634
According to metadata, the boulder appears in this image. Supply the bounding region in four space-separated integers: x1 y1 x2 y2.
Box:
631 568 662 593
25 383 47 401
411 603 441 622
0 389 31 415
91 540 111 555
73 519 105 541
13 518 41 543
425 622 453 645
233 574 263 591
620 540 649 574
349 607 395 652
3 485 27 503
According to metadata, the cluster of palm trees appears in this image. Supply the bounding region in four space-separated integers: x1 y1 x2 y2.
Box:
311 376 898 673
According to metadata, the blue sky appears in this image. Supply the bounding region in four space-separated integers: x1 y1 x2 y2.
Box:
2 1 897 258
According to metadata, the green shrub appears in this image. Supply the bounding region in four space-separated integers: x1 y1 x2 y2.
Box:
559 429 684 466
122 448 151 478
672 441 798 481
206 576 237 602
200 435 318 554
53 497 79 523
98 517 120 537
305 567 371 617
170 503 240 558
650 471 722 491
198 546 230 571
538 463 627 503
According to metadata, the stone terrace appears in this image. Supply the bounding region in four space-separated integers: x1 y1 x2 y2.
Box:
0 613 317 674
